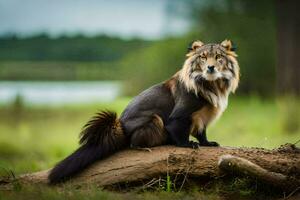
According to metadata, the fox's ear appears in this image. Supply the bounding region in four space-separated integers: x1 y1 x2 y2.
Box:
186 40 204 56
187 40 204 52
221 39 237 52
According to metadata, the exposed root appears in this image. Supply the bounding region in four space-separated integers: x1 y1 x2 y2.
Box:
218 154 300 191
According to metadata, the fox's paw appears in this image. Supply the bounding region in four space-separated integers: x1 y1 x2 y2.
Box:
178 141 200 149
201 141 219 147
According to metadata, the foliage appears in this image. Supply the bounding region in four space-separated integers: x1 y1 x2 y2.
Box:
0 61 122 81
0 34 150 61
120 36 193 95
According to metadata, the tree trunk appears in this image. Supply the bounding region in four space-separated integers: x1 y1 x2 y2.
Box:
276 0 300 95
1 144 300 192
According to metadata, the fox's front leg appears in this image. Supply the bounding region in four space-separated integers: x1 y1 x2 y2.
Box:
165 117 200 148
196 128 219 147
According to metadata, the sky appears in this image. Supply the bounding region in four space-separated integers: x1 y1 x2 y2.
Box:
0 0 190 39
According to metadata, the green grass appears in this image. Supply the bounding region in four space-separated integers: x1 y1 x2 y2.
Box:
0 185 223 200
0 96 299 199
209 96 300 148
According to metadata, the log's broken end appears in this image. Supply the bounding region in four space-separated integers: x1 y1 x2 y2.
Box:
217 154 235 167
218 154 300 191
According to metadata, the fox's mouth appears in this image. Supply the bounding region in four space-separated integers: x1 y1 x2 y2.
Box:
203 73 219 81
194 74 218 84
190 70 227 84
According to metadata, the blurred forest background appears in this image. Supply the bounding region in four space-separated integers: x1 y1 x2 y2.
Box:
0 0 299 188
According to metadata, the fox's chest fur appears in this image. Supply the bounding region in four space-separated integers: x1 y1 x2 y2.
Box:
167 75 230 135
190 92 229 135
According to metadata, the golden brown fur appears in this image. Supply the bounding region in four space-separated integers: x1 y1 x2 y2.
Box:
190 105 219 136
164 74 178 96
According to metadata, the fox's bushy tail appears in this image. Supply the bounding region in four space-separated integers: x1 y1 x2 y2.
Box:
48 111 127 184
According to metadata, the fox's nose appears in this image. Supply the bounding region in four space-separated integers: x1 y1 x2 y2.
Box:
207 65 215 73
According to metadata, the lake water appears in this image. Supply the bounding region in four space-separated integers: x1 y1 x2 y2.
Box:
0 81 121 105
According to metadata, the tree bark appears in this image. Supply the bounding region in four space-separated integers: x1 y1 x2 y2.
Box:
276 0 300 95
1 144 300 192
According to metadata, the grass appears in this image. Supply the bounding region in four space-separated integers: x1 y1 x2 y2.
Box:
0 185 224 200
0 95 299 199
209 96 300 148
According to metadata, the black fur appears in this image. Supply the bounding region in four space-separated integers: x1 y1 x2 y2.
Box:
120 83 175 134
48 111 126 184
196 128 219 147
120 81 207 148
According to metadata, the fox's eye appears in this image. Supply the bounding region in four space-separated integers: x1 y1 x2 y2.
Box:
216 55 223 64
200 55 207 62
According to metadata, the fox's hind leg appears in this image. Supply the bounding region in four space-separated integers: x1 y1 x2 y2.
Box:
130 114 167 148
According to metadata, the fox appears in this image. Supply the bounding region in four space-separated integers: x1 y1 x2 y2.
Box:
49 39 240 184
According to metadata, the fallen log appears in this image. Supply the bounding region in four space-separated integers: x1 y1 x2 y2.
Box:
1 143 300 192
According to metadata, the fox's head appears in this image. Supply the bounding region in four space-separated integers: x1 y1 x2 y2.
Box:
180 39 240 97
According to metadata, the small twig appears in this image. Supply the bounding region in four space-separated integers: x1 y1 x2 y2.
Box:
293 139 300 145
144 178 156 186
173 170 185 191
142 178 160 190
284 186 300 199
178 151 196 192
178 166 191 192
